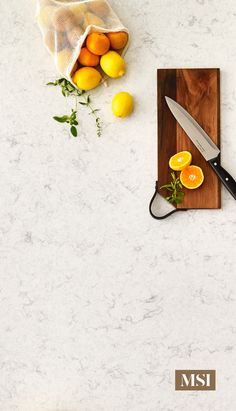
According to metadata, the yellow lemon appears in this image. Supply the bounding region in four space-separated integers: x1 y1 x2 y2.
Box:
169 151 192 171
73 67 102 90
37 5 56 27
69 3 87 25
83 12 105 30
56 48 72 74
100 51 126 78
112 92 134 118
69 3 87 14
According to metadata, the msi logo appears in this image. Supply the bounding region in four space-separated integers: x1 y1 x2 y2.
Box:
175 370 216 391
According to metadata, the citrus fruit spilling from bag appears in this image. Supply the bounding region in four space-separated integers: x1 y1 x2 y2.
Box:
100 51 125 78
56 48 72 73
73 67 102 90
78 47 100 67
88 0 110 17
86 32 110 56
107 31 128 50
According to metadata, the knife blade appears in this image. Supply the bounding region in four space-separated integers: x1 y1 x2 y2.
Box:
165 96 236 200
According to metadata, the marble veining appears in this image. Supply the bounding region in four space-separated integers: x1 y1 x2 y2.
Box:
0 0 236 410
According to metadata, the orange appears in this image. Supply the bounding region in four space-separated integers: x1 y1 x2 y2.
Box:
56 48 72 74
169 151 192 171
180 165 204 189
44 30 64 53
88 1 110 17
78 47 100 67
86 32 110 56
107 31 129 50
69 4 87 24
67 26 84 48
52 8 75 32
83 12 105 29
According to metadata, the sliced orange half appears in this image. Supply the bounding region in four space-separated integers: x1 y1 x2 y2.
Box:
169 151 192 171
180 165 204 189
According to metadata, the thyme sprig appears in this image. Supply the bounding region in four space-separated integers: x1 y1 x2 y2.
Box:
47 78 102 138
161 172 185 205
47 78 85 98
79 95 102 138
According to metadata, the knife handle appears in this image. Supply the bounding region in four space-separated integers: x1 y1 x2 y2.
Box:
209 155 236 200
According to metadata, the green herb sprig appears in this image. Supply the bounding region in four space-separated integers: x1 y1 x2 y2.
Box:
47 78 84 98
47 78 102 138
53 109 78 137
79 95 102 138
160 172 185 205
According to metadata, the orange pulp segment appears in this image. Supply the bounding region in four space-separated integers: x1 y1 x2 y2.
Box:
180 165 204 189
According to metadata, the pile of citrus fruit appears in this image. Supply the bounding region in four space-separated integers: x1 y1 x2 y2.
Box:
72 30 129 90
169 151 204 189
72 30 133 117
38 0 134 118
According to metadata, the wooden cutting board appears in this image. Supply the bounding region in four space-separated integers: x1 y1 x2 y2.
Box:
157 68 221 209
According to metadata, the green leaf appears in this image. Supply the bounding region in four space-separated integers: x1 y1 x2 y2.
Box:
160 183 172 189
53 115 69 123
70 126 78 137
77 90 85 96
171 172 176 181
70 113 77 122
79 101 87 106
67 84 74 92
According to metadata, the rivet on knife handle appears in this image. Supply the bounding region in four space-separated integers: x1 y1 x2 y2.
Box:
209 155 236 200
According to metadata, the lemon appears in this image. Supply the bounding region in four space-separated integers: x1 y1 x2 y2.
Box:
112 92 134 118
69 3 87 23
83 12 105 30
169 151 192 171
56 48 72 75
73 67 102 91
100 51 126 78
69 3 87 14
37 5 56 27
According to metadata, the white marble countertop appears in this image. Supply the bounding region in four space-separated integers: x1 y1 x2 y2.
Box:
0 1 236 410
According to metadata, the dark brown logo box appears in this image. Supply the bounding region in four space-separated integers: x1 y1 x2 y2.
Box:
175 370 216 391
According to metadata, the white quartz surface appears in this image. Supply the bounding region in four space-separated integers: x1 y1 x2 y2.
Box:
0 1 236 410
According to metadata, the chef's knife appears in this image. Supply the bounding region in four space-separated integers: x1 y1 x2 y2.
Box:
165 96 236 200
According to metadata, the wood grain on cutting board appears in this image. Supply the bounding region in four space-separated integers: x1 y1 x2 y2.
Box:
157 68 221 209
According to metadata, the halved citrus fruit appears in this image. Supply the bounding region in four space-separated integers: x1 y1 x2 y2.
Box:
169 151 192 171
180 165 204 189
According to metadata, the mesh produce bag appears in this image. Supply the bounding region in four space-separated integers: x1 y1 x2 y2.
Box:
37 0 129 84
